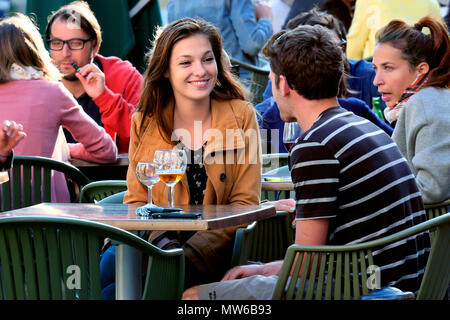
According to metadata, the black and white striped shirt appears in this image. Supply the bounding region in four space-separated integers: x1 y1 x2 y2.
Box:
291 106 430 293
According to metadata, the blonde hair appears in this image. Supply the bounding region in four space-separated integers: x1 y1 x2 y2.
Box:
0 13 61 83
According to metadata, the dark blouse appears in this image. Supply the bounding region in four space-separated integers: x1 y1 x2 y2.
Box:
0 151 13 171
183 143 208 205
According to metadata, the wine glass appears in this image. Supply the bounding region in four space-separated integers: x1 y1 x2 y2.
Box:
153 149 187 208
283 122 302 152
136 161 160 208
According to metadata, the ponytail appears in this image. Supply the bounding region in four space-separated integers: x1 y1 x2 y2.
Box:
416 17 450 88
376 16 450 88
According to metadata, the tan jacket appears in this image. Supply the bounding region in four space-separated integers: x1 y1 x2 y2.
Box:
124 98 262 279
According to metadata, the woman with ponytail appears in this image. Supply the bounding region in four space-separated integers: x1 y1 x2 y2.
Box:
372 16 450 204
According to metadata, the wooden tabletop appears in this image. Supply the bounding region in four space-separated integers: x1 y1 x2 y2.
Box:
69 153 129 168
261 170 294 191
1 202 276 231
262 180 294 191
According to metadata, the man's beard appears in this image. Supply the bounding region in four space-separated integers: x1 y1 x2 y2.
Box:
63 73 78 81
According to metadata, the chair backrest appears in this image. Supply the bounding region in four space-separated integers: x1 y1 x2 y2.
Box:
272 213 450 300
424 199 450 220
424 199 450 243
230 57 270 106
231 211 295 267
415 212 450 300
79 180 128 203
262 154 289 173
97 191 127 204
0 216 184 300
0 155 90 211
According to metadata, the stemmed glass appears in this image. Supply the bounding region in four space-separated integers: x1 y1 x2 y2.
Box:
283 122 302 152
153 149 187 208
136 161 160 208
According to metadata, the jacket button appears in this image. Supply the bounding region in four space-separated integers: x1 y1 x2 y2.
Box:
220 173 226 182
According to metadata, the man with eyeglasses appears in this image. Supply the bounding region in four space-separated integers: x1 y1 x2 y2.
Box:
45 1 142 154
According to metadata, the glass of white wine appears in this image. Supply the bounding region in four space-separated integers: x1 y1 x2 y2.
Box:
153 149 187 208
136 161 160 209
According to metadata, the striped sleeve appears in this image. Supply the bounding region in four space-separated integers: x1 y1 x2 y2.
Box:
291 141 339 220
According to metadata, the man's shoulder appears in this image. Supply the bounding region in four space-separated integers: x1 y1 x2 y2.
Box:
311 106 354 131
305 106 384 149
96 54 139 75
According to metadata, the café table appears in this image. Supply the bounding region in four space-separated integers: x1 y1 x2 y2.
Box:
261 170 294 192
2 202 276 300
69 153 129 181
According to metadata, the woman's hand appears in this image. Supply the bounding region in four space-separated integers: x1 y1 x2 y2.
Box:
0 120 26 161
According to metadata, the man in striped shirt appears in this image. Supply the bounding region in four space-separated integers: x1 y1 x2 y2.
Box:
183 24 430 300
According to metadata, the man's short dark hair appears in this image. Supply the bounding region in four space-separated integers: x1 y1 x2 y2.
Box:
262 24 344 100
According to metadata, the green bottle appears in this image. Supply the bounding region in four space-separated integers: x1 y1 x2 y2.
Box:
371 97 384 120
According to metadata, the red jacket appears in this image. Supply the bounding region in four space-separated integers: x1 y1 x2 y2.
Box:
93 55 142 153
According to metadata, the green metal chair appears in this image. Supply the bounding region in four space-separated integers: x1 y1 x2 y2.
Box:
0 216 184 300
79 180 128 203
97 191 126 204
272 213 450 300
0 155 90 211
424 198 450 248
231 211 295 267
230 57 270 106
262 153 289 173
231 163 295 267
424 199 450 220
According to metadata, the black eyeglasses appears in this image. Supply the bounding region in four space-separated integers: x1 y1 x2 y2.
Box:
47 38 93 51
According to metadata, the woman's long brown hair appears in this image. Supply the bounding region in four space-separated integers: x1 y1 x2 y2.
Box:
0 13 61 83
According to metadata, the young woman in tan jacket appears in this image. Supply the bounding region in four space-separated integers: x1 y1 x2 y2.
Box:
100 18 270 299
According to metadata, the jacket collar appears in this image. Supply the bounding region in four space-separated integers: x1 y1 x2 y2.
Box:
206 98 246 155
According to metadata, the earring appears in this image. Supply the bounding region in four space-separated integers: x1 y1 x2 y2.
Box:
412 73 422 85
